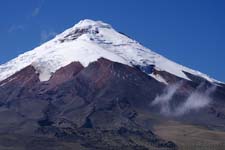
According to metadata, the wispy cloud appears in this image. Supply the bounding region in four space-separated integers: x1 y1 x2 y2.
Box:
151 82 216 116
32 0 45 17
32 7 41 17
40 30 57 43
8 25 25 33
175 85 216 116
151 82 182 115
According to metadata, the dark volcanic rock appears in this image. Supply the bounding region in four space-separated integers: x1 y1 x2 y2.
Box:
0 58 225 149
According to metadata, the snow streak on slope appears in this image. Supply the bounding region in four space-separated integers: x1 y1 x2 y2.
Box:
0 19 220 83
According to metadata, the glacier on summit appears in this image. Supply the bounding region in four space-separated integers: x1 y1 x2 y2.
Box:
0 19 220 84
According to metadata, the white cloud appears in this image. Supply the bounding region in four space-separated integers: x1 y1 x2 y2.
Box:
175 86 216 116
151 82 216 116
152 82 182 115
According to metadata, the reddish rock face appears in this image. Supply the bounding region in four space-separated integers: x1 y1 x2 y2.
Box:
0 65 40 87
46 62 84 89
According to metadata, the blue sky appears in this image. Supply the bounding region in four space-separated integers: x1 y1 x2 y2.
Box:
0 0 225 81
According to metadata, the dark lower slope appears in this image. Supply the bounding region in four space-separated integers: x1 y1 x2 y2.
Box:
0 58 225 149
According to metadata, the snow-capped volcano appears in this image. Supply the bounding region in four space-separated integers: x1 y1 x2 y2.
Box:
1 19 225 150
0 19 220 83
